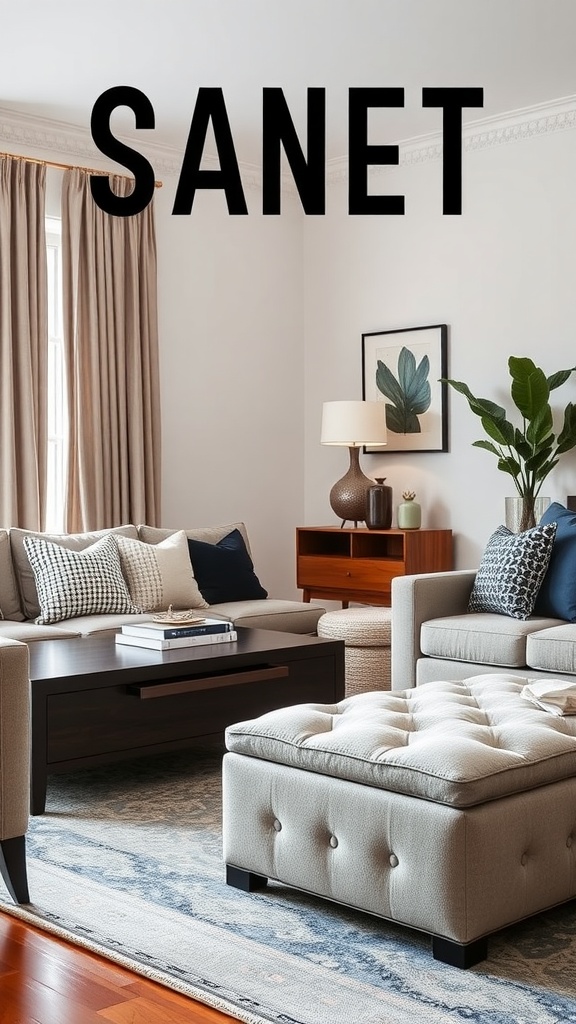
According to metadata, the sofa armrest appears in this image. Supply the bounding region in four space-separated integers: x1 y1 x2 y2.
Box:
391 571 477 691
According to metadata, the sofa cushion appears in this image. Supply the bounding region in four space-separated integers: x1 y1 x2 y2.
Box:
116 531 208 611
138 522 252 556
11 524 139 620
225 675 576 808
0 621 82 641
526 624 576 676
420 612 563 668
187 529 268 604
208 599 324 635
534 502 576 621
468 522 557 620
23 534 138 625
0 530 24 621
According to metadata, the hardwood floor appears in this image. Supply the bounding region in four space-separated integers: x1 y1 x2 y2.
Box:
0 911 241 1024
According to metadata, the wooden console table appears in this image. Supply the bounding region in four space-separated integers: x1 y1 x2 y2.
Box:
296 526 453 607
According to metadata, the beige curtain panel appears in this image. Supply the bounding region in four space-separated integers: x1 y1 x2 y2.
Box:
0 156 48 529
61 169 161 532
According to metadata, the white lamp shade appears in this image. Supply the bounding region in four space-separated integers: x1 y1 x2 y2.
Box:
321 401 387 446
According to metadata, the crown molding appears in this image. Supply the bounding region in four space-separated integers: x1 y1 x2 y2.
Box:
2 94 575 195
326 94 576 184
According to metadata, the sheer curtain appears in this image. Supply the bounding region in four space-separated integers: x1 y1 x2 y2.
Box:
0 156 48 528
61 169 161 531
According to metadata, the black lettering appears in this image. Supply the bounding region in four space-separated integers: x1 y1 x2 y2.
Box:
90 86 155 217
172 88 247 215
348 88 405 215
422 87 484 214
262 88 325 214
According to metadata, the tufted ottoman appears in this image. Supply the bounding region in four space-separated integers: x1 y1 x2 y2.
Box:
223 674 576 967
316 606 391 695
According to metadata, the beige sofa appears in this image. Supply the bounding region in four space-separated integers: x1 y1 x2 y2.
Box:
0 522 324 641
391 570 575 689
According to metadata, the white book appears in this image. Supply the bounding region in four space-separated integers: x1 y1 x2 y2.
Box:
115 630 238 651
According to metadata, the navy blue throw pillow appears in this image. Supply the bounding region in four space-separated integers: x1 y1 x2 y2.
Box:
534 502 576 621
187 529 268 605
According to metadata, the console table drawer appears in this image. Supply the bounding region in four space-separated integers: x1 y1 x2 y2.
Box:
298 556 399 591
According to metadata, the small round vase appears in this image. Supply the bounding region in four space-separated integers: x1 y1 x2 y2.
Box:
397 493 421 530
365 478 393 530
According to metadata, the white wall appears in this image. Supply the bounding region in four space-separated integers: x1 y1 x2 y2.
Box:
155 182 305 599
303 123 576 568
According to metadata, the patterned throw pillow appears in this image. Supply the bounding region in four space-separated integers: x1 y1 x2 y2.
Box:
115 530 208 611
468 522 557 620
23 533 138 624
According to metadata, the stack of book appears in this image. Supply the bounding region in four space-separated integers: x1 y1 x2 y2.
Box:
115 617 237 651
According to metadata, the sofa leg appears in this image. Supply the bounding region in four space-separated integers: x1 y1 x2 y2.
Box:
0 836 30 904
432 934 488 968
226 864 268 892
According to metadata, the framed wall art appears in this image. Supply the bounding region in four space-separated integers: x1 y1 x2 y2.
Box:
362 324 448 453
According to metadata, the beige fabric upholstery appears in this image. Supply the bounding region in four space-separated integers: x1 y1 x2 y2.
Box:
391 571 570 690
10 524 139 620
209 599 323 635
317 607 391 694
223 752 576 946
0 639 30 841
138 522 253 556
420 612 562 668
526 624 576 675
225 675 576 807
0 530 24 621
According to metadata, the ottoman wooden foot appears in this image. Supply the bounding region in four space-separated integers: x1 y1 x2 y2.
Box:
226 864 268 892
432 935 488 968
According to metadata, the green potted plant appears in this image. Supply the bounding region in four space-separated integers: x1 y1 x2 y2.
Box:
443 356 576 531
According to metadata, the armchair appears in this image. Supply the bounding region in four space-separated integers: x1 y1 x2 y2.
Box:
0 638 30 903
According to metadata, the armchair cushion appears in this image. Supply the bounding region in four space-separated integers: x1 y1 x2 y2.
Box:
468 522 557 620
421 612 563 668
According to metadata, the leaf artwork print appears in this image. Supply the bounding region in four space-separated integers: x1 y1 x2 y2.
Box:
376 346 431 434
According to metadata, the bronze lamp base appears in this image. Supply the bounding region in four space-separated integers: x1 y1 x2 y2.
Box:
329 446 373 527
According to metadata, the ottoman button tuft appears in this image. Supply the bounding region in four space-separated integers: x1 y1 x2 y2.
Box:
567 835 573 848
329 835 338 849
521 853 528 866
389 854 399 868
273 819 282 832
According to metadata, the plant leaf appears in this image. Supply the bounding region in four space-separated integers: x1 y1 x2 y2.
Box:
376 360 404 407
385 404 421 434
548 368 576 391
509 357 549 420
556 403 576 453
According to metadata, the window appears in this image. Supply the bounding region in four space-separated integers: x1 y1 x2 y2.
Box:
45 217 68 532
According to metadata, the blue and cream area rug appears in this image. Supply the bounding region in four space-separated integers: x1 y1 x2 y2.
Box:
2 746 576 1024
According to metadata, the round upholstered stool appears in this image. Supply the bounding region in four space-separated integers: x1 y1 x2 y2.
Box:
317 606 392 696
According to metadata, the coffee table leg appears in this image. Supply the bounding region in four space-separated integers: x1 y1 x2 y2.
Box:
30 764 47 816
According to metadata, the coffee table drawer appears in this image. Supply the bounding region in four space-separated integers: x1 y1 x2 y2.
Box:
45 657 336 763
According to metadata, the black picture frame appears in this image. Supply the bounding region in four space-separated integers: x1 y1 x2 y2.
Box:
362 324 448 453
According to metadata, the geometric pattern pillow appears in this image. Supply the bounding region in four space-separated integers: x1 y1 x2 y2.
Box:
115 530 208 612
468 521 557 620
23 533 138 624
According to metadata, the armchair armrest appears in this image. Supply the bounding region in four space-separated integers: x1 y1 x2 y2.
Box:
391 571 477 691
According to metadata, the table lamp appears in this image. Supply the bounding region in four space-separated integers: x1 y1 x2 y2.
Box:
321 400 387 526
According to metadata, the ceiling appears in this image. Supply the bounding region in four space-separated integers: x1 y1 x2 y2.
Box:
2 0 576 164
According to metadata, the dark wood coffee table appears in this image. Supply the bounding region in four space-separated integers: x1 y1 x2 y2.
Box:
28 627 345 814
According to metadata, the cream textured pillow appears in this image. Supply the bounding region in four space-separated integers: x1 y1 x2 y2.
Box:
116 530 208 611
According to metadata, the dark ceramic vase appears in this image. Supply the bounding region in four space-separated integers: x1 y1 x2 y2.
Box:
365 478 393 530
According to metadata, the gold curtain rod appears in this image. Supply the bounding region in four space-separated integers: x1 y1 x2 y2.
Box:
0 151 162 188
